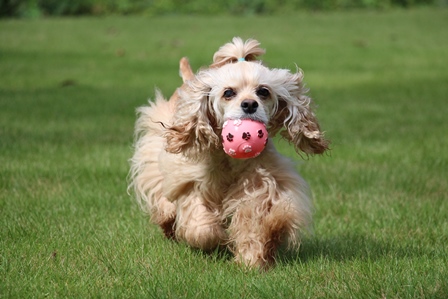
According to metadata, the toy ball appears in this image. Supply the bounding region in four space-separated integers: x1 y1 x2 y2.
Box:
221 119 268 159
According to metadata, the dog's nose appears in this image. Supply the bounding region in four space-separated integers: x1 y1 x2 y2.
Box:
241 99 258 114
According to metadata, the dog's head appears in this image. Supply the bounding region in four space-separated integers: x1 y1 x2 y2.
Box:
165 37 329 159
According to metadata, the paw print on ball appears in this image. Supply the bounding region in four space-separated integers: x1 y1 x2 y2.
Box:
221 119 269 159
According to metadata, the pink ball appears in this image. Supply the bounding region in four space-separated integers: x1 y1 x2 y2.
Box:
221 119 268 159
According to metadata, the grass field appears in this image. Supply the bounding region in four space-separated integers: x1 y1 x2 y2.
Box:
1 8 447 298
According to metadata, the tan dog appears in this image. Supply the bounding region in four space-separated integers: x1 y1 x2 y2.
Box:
129 37 328 268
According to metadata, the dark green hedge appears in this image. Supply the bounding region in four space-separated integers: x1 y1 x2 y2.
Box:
0 0 442 17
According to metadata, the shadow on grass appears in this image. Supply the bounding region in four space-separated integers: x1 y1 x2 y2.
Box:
192 244 234 264
279 233 422 264
157 230 423 267
186 234 407 267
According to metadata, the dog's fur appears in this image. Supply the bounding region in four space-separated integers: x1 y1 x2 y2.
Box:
129 37 329 268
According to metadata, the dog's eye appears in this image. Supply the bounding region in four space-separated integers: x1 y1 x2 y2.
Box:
223 89 236 99
256 87 270 99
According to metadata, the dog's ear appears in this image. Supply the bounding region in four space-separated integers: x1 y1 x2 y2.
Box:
164 77 220 159
269 70 329 155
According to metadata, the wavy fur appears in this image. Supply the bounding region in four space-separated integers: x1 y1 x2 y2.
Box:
211 37 266 68
129 37 329 269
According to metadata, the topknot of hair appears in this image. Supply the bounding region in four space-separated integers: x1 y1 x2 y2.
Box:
211 37 266 68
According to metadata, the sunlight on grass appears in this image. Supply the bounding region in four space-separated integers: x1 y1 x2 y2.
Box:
1 8 447 298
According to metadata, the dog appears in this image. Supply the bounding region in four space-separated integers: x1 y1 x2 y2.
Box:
129 37 329 268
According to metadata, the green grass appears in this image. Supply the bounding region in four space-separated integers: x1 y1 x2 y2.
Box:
1 8 447 298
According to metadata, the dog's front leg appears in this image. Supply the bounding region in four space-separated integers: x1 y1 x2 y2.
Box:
229 195 301 269
175 193 227 251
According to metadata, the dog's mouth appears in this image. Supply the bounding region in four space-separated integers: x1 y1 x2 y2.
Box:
241 115 265 122
224 114 268 125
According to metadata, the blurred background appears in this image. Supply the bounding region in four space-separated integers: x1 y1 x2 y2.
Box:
1 0 447 18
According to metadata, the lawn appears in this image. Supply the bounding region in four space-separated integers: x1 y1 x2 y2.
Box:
1 8 447 298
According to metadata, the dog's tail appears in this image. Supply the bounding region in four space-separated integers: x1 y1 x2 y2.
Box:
211 37 266 68
168 57 194 104
179 57 194 82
